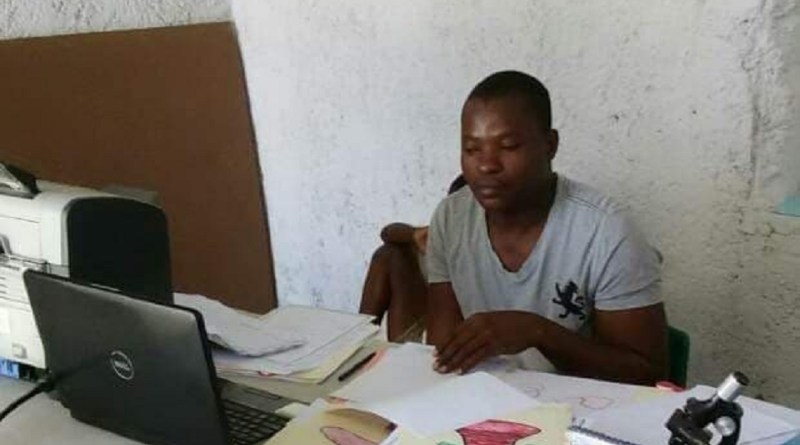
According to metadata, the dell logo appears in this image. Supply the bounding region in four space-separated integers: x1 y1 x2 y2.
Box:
109 350 135 381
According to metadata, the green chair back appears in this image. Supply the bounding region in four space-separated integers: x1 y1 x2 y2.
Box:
668 326 690 387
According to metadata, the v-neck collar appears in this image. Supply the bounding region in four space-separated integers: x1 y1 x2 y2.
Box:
480 175 565 281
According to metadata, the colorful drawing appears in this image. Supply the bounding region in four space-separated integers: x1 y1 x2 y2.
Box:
432 404 571 445
321 426 380 445
454 419 541 445
266 408 394 445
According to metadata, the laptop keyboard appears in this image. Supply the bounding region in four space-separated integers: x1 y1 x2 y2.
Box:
222 399 288 445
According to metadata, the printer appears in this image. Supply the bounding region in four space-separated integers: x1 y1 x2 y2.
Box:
0 166 172 369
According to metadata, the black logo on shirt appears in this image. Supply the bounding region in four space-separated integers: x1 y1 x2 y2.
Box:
553 281 586 321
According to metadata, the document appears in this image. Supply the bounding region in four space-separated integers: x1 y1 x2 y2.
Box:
334 343 663 420
361 372 539 436
179 293 378 379
258 305 374 366
213 319 379 375
333 343 454 403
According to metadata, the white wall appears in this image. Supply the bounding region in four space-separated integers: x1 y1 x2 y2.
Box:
233 0 800 405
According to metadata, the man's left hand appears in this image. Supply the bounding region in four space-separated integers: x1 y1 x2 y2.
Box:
433 311 543 374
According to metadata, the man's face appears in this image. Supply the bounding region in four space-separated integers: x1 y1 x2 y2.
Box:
460 96 558 212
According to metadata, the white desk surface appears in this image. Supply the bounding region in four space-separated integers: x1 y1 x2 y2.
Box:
0 341 382 445
0 376 142 445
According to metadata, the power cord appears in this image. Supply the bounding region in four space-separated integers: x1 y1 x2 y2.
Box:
0 375 57 423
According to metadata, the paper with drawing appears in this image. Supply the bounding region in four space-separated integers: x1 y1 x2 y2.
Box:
493 370 665 418
266 407 394 445
268 403 571 445
334 342 665 419
430 404 571 445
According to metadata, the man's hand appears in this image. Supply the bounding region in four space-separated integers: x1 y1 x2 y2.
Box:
427 284 668 384
379 223 429 254
380 222 417 245
433 311 543 374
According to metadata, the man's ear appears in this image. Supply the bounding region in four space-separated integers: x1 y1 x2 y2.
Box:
547 129 559 160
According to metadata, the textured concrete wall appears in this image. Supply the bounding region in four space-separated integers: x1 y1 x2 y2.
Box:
736 1 800 406
233 0 800 405
776 1 800 199
0 0 230 39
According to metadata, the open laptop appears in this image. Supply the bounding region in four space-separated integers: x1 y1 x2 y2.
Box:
23 270 295 445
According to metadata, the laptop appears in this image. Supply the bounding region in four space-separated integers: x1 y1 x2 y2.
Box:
23 270 294 445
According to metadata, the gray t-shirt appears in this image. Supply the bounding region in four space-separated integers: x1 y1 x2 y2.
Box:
427 175 661 369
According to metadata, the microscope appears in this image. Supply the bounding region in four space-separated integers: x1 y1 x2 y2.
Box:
666 372 749 445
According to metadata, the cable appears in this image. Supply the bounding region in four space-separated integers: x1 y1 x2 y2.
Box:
0 375 56 423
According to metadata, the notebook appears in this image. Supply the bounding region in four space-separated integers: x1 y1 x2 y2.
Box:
577 386 799 445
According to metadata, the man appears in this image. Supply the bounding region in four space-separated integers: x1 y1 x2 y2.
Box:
426 71 667 385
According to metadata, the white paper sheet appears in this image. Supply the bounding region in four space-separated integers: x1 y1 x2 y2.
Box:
582 385 799 445
332 343 454 402
493 369 661 419
360 372 539 436
333 342 512 403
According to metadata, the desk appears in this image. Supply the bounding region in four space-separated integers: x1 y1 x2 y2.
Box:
0 342 382 445
0 376 141 444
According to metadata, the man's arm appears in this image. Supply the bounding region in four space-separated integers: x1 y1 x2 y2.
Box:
434 304 668 385
539 304 668 383
425 282 464 348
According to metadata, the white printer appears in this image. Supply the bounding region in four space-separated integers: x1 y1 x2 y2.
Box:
0 166 172 369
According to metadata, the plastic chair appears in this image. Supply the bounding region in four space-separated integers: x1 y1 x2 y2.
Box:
668 326 690 387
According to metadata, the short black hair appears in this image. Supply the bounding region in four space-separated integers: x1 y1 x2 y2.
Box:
466 70 552 130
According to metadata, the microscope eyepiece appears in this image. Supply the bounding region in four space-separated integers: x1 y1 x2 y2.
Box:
717 372 749 402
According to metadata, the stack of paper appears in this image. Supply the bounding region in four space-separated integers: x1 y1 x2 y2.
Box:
210 305 378 382
175 293 378 383
175 293 306 356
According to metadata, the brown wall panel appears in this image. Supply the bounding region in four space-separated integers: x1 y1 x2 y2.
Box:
0 22 276 313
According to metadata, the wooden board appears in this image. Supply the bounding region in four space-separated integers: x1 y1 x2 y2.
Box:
0 22 276 313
